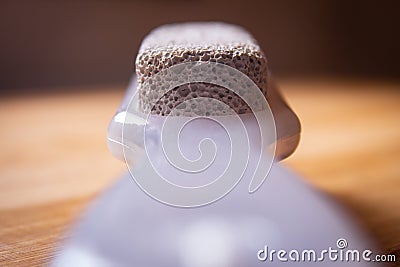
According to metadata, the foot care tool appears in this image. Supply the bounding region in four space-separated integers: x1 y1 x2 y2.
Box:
53 22 381 266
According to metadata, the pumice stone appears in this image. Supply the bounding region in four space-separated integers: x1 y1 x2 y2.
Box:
136 22 268 116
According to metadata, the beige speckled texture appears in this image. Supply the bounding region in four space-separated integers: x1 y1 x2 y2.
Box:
135 22 269 116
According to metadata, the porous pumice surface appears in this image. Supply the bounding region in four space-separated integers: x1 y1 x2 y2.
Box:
135 22 269 116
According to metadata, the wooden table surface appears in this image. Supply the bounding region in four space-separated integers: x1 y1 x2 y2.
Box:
0 79 399 266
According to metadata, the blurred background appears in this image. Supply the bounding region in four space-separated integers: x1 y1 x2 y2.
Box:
1 0 399 92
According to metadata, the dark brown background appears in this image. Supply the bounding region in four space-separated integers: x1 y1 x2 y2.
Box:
1 0 399 92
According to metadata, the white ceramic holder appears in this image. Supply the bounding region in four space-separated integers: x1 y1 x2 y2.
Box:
53 76 381 266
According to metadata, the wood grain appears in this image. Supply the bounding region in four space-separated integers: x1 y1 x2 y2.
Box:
0 80 399 266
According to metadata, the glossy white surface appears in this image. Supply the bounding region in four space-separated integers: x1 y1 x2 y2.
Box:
53 163 379 266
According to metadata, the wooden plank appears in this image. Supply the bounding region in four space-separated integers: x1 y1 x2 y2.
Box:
0 80 399 266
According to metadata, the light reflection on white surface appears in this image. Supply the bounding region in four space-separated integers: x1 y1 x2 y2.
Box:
179 219 235 267
53 164 380 266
